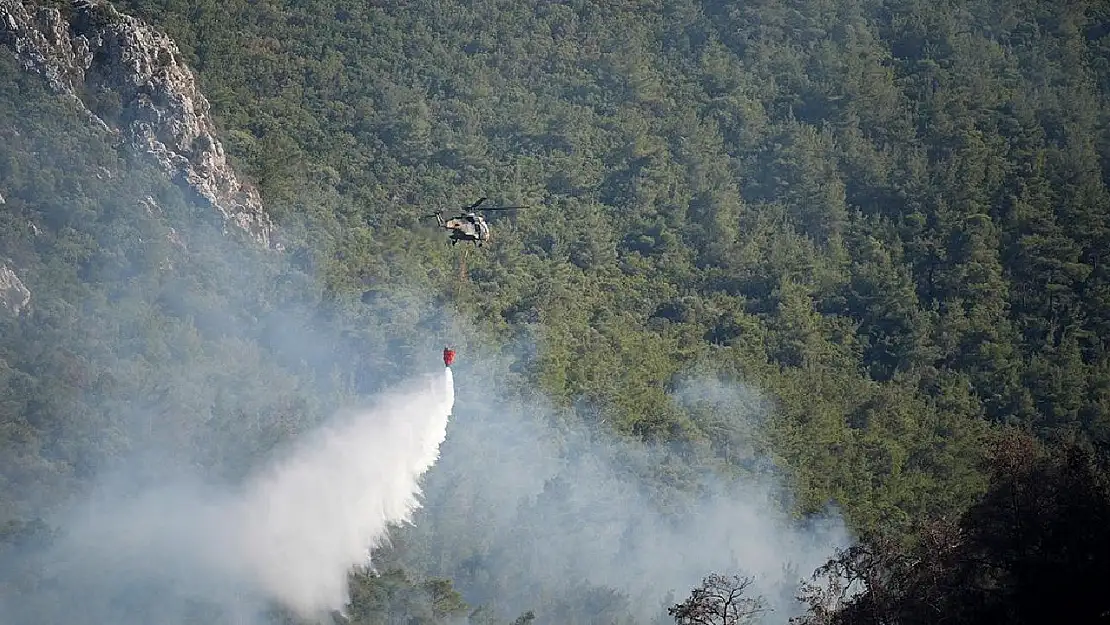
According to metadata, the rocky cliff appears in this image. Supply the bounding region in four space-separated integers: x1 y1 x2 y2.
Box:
0 0 276 248
0 265 31 316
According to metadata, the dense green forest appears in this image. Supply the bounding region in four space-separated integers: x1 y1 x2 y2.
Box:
2 0 1110 623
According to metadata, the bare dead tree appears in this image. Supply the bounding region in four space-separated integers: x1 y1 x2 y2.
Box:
669 574 768 625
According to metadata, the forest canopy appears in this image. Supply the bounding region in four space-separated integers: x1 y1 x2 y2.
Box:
1 0 1109 623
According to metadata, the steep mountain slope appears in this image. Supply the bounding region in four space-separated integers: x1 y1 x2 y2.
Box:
105 0 1110 522
3 0 1110 623
1 0 273 245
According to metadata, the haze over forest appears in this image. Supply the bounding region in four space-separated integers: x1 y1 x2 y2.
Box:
1 0 1109 624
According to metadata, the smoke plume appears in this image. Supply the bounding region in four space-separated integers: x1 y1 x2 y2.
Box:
404 356 851 625
9 368 455 623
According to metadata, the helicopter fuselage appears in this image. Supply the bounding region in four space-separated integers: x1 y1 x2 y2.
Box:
427 198 523 248
440 212 491 246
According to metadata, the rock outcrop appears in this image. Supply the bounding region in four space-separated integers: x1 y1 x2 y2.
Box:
0 0 276 248
0 265 31 316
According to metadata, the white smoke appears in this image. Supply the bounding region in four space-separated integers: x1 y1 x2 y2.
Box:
407 362 851 624
30 368 455 622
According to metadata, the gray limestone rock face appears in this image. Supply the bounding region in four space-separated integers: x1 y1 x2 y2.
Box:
0 0 277 248
0 264 31 316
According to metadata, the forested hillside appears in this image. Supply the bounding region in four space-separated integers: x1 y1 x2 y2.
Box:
2 0 1109 623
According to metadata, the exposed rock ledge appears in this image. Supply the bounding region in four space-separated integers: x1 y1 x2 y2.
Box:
0 0 276 248
0 264 31 316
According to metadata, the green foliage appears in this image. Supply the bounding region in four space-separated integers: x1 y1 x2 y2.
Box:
346 569 470 625
3 0 1110 622
794 432 1110 624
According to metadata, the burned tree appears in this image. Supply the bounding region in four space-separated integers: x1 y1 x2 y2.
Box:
669 574 767 625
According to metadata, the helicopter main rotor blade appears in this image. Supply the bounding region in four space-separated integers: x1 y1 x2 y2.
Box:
478 205 529 211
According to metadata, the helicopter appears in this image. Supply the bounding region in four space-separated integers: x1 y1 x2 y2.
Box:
425 197 528 247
